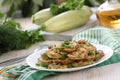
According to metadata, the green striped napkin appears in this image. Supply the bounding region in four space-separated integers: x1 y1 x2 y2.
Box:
0 27 120 80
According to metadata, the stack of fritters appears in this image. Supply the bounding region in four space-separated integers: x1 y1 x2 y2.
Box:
36 40 104 69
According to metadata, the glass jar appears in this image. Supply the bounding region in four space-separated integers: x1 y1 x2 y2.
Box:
96 0 120 29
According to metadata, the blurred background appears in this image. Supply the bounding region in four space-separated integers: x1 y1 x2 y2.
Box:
0 0 106 18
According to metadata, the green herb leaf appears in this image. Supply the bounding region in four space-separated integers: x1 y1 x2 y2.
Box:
50 0 85 15
36 62 47 67
60 52 67 55
64 40 70 45
88 50 95 55
68 64 73 68
0 12 4 18
0 16 44 55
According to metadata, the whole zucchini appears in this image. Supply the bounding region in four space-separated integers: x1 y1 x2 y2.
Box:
31 8 54 25
41 6 92 33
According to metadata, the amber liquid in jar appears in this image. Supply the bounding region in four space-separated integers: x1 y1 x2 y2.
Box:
96 1 120 28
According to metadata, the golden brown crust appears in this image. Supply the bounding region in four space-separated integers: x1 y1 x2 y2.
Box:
36 40 105 69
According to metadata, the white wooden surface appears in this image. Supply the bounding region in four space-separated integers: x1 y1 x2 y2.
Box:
0 8 120 80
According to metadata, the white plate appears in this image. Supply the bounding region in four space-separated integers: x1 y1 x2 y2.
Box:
26 44 113 72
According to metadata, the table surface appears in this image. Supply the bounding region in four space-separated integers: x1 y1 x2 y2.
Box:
1 8 120 80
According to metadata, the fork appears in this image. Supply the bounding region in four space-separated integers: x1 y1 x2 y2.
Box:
0 44 48 67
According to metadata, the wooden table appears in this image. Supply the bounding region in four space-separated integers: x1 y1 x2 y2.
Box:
1 8 120 80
